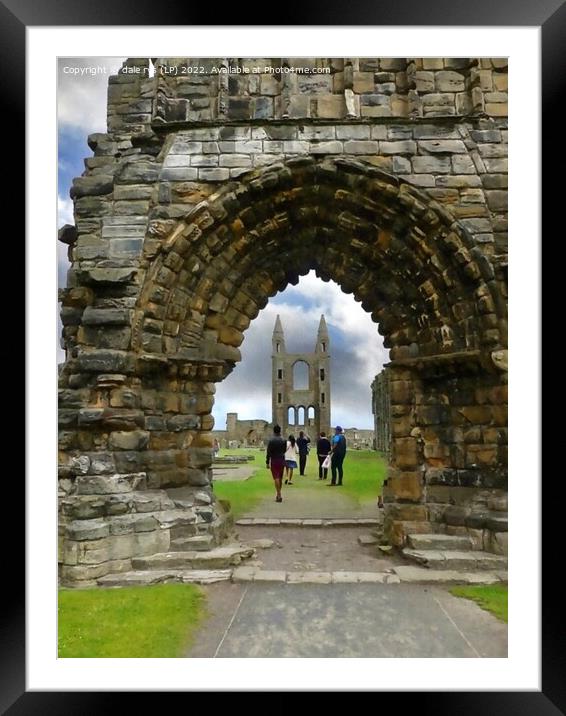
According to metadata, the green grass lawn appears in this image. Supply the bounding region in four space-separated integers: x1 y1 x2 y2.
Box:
450 584 508 622
58 583 206 658
336 450 387 505
213 447 387 517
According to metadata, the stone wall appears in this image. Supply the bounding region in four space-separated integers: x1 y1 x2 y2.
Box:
58 57 508 583
372 369 391 454
342 429 375 450
211 413 270 447
272 315 331 439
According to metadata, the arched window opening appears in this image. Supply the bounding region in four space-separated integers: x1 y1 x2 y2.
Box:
297 406 305 425
293 361 309 390
288 406 296 425
307 406 315 426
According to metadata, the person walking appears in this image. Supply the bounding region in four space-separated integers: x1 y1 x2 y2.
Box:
296 430 310 476
284 434 299 485
265 425 286 503
329 426 347 486
316 431 331 479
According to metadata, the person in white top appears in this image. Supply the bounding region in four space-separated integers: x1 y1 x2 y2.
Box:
284 435 299 485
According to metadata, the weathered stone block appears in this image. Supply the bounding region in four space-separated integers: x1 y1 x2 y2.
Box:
65 519 110 541
219 154 253 168
486 190 507 211
85 452 116 475
75 472 147 495
198 168 230 181
160 167 198 181
435 71 465 92
412 156 451 173
336 125 370 140
394 438 419 469
389 472 423 501
71 175 114 199
167 414 200 431
352 72 375 93
82 308 131 326
379 140 416 155
109 430 150 450
313 96 344 119
309 140 343 154
343 140 379 154
419 140 466 154
76 350 132 373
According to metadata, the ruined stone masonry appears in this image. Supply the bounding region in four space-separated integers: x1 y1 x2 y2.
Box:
372 369 391 455
58 57 508 585
272 314 331 439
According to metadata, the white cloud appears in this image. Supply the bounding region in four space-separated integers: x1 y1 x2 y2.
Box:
58 58 127 133
58 194 74 228
213 272 388 430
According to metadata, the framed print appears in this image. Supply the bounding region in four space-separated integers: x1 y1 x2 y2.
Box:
9 0 554 709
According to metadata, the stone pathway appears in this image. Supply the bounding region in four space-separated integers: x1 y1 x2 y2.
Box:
182 469 507 658
232 525 397 573
240 477 378 519
186 582 507 658
212 465 257 481
99 459 507 658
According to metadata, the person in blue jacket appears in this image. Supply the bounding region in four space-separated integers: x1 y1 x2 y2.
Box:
329 426 347 486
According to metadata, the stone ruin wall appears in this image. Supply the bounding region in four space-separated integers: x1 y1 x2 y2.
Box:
57 57 508 584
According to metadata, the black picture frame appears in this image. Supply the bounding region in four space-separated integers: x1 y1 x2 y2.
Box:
10 0 555 710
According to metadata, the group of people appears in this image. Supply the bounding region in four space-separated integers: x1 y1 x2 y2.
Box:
265 425 347 502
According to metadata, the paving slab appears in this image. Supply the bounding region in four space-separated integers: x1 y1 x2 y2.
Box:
394 565 504 584
231 566 257 582
407 533 473 551
331 571 360 583
402 549 508 571
186 582 507 658
179 569 232 584
253 570 287 583
286 571 332 584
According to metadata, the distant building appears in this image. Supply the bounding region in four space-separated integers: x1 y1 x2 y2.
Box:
211 412 270 448
271 314 331 439
211 315 375 449
342 428 375 450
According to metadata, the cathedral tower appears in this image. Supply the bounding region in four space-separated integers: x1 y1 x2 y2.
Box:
271 314 331 438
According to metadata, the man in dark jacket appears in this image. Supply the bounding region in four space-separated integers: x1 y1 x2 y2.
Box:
296 430 311 476
316 432 331 479
329 426 347 486
266 424 286 502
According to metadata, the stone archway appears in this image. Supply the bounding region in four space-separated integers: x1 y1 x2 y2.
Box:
58 156 507 585
133 155 507 533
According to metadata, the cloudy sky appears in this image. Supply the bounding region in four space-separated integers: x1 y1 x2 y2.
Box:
58 57 388 430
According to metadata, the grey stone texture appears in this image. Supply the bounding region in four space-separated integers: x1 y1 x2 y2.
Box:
58 57 508 585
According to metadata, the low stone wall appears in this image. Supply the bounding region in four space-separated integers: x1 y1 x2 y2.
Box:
385 489 507 555
213 455 256 464
58 476 232 586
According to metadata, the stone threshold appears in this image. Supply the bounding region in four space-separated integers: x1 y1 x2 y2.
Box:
236 518 381 527
95 566 507 588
